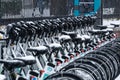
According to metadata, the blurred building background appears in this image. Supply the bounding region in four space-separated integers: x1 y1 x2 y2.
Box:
0 0 71 19
0 0 50 18
102 0 120 19
0 0 120 24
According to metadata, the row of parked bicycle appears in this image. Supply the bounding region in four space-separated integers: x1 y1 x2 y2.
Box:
6 15 96 44
0 15 119 80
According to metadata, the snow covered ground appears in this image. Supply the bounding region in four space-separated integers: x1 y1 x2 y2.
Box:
103 19 120 25
103 19 120 80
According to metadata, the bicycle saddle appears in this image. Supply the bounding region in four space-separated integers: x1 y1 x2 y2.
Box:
68 53 75 56
72 34 82 42
103 29 113 33
59 35 71 43
17 76 27 80
27 46 48 55
99 30 109 34
55 59 63 64
49 43 62 49
81 35 90 39
15 56 36 65
0 59 25 70
62 56 69 60
47 63 55 68
110 23 120 27
88 30 101 35
88 30 107 35
62 31 77 38
0 30 5 35
76 35 86 43
96 25 107 30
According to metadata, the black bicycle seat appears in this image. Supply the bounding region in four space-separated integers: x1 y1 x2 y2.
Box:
0 59 25 70
59 35 71 43
17 76 27 80
0 30 5 35
111 23 120 27
88 30 107 35
88 30 101 35
62 56 69 59
96 25 107 30
15 56 36 65
68 53 75 56
72 35 82 43
62 31 77 38
49 43 62 49
99 30 108 34
55 58 63 64
82 35 90 39
104 29 113 33
27 46 48 55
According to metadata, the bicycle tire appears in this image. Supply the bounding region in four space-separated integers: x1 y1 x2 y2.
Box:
45 72 84 80
85 53 114 79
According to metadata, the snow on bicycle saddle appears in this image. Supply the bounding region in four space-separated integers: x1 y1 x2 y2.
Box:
0 74 6 80
99 30 109 34
62 56 69 59
107 25 115 28
81 35 90 39
72 34 84 43
103 28 113 31
88 30 107 35
88 30 100 34
59 35 71 42
49 43 62 49
102 29 113 34
75 34 85 40
55 59 63 64
62 31 77 38
27 46 48 54
15 56 36 65
103 29 113 34
26 21 35 25
74 34 82 40
0 59 25 70
59 35 71 40
96 25 107 30
110 23 120 27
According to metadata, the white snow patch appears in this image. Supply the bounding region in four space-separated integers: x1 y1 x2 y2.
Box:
30 46 48 51
103 19 120 25
0 75 6 80
49 43 62 48
59 35 71 40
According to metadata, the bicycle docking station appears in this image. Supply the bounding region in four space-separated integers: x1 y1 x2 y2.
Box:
0 15 119 80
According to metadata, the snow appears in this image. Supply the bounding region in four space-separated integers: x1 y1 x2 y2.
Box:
0 74 6 80
29 46 48 51
17 56 35 61
49 43 62 48
76 34 85 40
59 35 71 40
81 35 90 39
103 19 120 25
